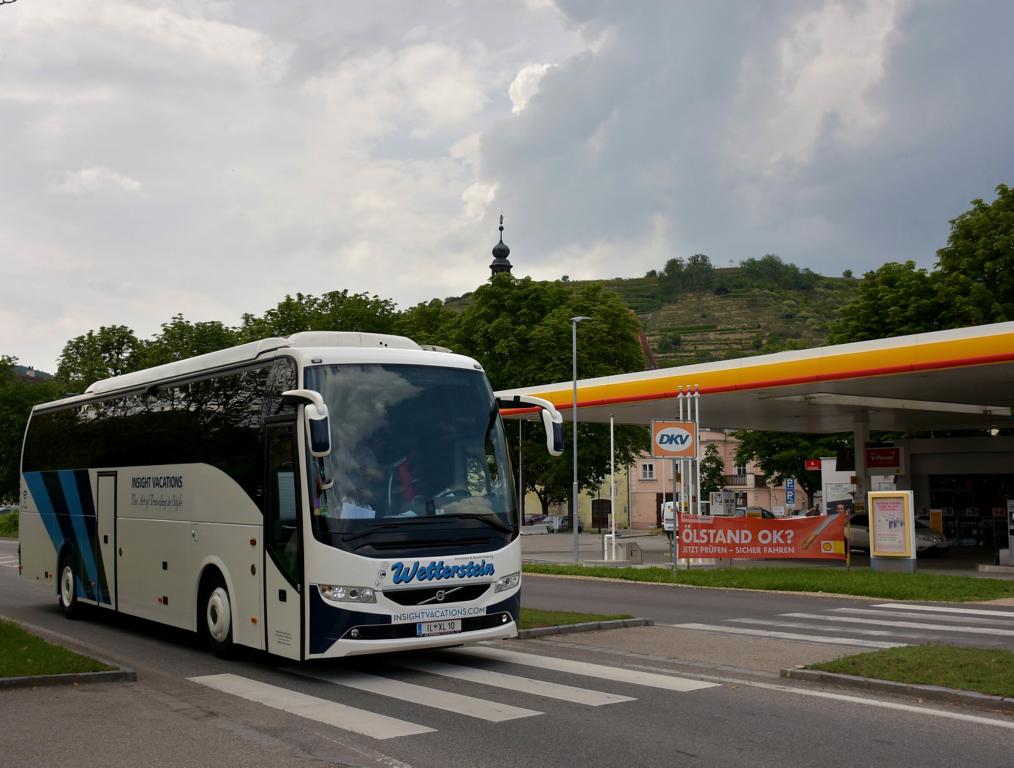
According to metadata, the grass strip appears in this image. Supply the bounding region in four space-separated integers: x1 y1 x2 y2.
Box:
810 644 1014 698
0 510 17 539
520 607 632 630
523 564 1014 602
0 619 112 678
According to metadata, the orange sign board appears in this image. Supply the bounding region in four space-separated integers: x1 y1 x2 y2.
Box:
679 513 846 560
651 420 697 458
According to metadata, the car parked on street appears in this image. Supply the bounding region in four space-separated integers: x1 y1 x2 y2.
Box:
733 506 776 519
846 513 949 556
543 514 584 533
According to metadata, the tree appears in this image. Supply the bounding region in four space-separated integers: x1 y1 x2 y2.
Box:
141 314 239 368
0 357 62 501
447 275 649 514
238 290 398 341
732 430 850 506
395 299 458 348
737 254 817 291
830 184 1014 344
935 183 1014 326
700 443 725 496
827 261 948 344
56 325 144 393
660 253 714 297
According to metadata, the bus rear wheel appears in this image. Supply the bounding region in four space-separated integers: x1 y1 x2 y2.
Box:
58 554 81 619
202 576 234 658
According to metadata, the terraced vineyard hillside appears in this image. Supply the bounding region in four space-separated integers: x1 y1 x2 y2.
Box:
443 268 859 369
597 272 859 368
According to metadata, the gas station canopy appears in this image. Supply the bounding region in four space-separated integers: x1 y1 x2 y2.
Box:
497 322 1014 434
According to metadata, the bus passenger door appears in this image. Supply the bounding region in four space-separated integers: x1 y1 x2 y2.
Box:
96 472 117 609
264 422 302 660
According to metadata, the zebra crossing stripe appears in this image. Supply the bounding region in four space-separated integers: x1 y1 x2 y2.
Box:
669 623 906 649
833 607 1014 625
873 603 1014 620
728 617 924 639
449 646 718 692
294 669 541 722
396 658 636 706
782 613 1014 637
188 674 434 739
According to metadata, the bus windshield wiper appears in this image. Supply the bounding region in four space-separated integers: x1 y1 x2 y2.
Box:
340 518 430 541
436 512 513 534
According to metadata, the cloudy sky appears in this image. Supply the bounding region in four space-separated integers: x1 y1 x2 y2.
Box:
3 0 1012 372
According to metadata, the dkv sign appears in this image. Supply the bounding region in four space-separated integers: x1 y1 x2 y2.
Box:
651 420 697 458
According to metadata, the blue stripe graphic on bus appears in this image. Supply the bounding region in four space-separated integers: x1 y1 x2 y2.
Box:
24 471 68 574
57 470 102 603
23 470 109 604
390 559 495 585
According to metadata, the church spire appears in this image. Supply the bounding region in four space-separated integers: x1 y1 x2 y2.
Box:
490 214 512 275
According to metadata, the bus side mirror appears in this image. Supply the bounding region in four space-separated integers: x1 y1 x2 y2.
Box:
495 394 565 457
282 389 331 456
282 389 334 489
304 401 331 458
541 408 564 456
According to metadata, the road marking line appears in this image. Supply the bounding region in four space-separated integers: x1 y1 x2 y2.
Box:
833 607 1014 625
669 623 906 649
783 613 1014 636
395 659 635 706
188 674 434 739
873 603 1014 620
728 618 923 638
293 669 541 722
450 646 718 692
621 664 1014 732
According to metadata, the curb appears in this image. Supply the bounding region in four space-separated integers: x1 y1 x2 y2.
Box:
518 617 653 639
780 668 1014 713
0 668 137 690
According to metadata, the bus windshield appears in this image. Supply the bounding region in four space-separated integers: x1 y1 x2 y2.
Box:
304 363 517 553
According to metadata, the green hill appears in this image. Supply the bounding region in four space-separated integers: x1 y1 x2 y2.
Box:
439 262 859 369
601 274 859 368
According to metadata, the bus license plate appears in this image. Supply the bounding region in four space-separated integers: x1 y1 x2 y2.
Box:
417 619 461 637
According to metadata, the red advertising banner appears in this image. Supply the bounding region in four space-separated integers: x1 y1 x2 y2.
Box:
678 513 846 560
804 458 821 471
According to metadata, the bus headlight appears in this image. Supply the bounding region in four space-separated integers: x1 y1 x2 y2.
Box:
318 584 377 603
493 571 521 593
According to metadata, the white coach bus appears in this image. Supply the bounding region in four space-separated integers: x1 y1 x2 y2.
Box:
19 332 562 660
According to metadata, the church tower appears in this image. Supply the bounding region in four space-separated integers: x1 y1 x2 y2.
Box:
489 214 513 275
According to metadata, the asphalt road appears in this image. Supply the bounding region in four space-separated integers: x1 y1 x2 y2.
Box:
521 573 1014 651
2 538 1012 768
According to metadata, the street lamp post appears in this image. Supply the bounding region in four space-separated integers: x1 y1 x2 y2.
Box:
571 315 590 563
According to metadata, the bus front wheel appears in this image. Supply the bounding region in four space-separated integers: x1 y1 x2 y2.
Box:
58 554 81 619
202 576 234 658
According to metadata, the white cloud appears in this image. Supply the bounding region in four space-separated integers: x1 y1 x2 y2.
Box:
51 166 143 195
462 182 498 221
509 63 552 114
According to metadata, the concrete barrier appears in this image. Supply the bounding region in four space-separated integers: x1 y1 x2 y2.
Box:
617 540 643 563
